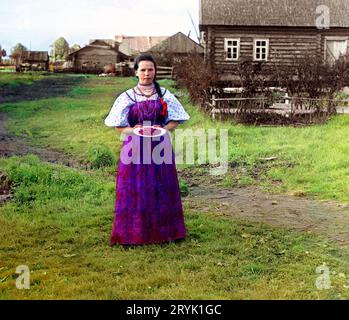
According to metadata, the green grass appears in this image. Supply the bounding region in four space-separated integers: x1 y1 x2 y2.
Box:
1 73 349 299
0 72 49 87
1 73 349 201
0 76 134 164
1 155 349 299
0 68 15 73
225 117 349 201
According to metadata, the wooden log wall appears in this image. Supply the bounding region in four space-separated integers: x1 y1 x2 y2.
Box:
201 26 349 81
73 47 119 70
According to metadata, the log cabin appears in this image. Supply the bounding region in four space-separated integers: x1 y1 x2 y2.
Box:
199 0 349 82
149 32 204 57
67 40 129 73
148 32 204 67
115 35 169 63
17 51 49 71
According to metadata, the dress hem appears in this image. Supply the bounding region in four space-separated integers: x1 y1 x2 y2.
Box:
109 235 186 247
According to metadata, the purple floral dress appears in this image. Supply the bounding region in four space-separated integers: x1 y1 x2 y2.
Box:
105 87 190 245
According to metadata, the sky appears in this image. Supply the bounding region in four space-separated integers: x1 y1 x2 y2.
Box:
0 0 200 55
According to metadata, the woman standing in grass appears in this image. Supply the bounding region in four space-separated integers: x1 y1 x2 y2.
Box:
105 54 190 246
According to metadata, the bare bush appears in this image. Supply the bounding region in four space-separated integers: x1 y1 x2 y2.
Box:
151 52 178 67
174 53 217 109
275 54 349 105
175 50 349 125
238 60 274 105
271 54 349 121
214 54 349 124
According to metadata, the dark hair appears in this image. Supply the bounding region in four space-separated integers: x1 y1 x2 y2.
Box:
134 54 163 98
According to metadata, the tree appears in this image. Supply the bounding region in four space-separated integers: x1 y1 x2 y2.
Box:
50 37 70 61
10 43 27 64
69 44 81 54
0 45 7 63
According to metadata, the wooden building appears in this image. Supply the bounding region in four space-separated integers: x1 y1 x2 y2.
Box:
199 0 349 81
115 35 169 62
148 32 204 64
67 40 129 73
17 51 49 71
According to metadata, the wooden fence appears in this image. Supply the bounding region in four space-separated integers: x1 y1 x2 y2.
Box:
156 66 174 80
209 91 349 121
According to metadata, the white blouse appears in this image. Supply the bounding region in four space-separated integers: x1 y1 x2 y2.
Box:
104 87 190 127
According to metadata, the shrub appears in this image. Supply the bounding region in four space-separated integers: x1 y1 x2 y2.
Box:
87 145 116 169
211 54 349 124
274 54 349 110
179 179 189 197
174 53 217 110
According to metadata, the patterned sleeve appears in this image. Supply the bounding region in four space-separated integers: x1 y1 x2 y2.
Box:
162 88 190 125
104 92 131 127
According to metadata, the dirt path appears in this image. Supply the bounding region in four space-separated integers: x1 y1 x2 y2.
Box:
0 76 84 104
181 170 349 246
0 112 84 168
0 76 88 169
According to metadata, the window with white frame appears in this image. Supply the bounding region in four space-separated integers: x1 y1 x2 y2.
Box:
254 39 269 61
225 38 240 61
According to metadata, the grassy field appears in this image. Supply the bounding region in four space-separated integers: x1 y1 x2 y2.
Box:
0 66 15 73
1 155 349 300
1 73 349 299
0 71 48 86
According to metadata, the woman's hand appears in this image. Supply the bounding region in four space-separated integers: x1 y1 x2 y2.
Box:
164 121 179 132
133 124 165 136
115 126 135 135
132 124 143 133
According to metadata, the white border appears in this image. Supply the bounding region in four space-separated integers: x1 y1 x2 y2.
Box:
253 39 269 61
224 38 240 61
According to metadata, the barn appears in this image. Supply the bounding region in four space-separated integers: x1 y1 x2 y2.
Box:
148 32 204 65
115 35 169 63
67 40 129 73
17 51 49 71
199 0 349 81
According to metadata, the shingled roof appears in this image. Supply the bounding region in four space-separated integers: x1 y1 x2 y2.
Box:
20 51 49 62
115 35 169 56
200 0 349 28
149 32 203 54
68 40 130 60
